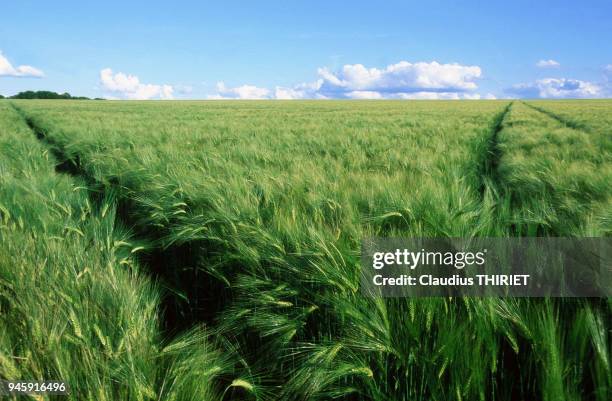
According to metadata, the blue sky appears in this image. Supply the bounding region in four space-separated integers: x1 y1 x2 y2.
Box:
1 1 611 99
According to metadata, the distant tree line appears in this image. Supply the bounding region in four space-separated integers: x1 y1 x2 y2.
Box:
0 91 103 100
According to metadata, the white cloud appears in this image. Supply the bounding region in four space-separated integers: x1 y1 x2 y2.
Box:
317 61 482 96
0 51 44 77
536 59 560 68
508 78 602 98
274 80 324 99
208 60 484 100
208 81 270 99
396 91 461 100
346 90 384 99
99 68 173 100
396 92 496 100
326 91 496 100
274 86 305 99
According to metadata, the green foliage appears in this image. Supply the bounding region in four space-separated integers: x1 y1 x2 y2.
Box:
0 103 234 400
1 99 610 400
498 102 611 235
7 91 96 100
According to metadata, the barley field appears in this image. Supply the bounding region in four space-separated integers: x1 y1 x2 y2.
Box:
0 99 610 400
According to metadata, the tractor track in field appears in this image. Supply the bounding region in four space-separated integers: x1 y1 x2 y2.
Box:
12 101 518 331
10 103 225 336
521 101 591 133
479 101 513 198
10 103 84 177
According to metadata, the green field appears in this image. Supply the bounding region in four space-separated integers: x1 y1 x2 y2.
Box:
0 99 610 400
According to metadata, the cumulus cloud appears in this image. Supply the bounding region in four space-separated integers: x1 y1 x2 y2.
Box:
208 61 486 100
346 90 384 99
402 92 460 99
394 92 465 99
316 61 482 96
0 51 44 77
100 68 173 100
210 80 327 100
536 59 560 68
507 78 602 98
393 91 495 100
208 81 270 99
463 93 494 100
274 86 305 99
274 80 325 99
